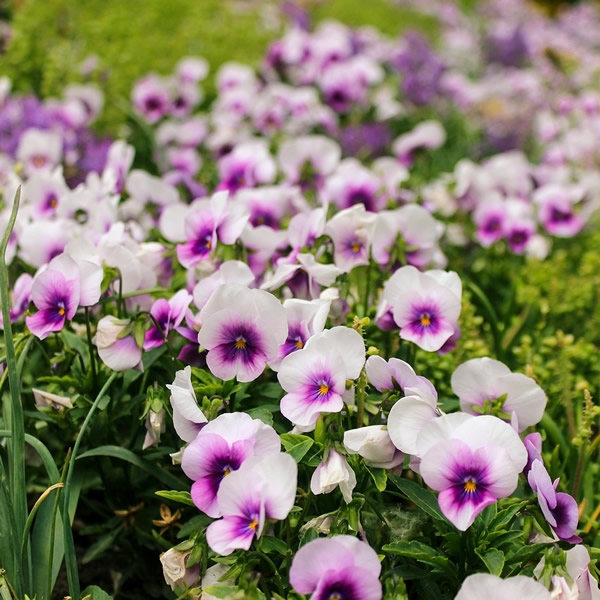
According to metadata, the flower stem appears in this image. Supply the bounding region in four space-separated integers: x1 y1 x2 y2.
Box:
84 306 98 389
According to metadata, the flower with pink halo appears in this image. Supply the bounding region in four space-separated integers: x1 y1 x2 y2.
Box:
289 535 382 600
278 326 364 429
181 411 281 518
144 289 192 351
206 453 296 555
198 283 287 383
383 265 462 352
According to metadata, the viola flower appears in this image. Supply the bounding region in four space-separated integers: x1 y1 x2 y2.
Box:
131 74 171 123
167 366 207 443
418 414 527 530
533 183 585 237
455 574 551 600
16 128 63 175
277 135 341 191
25 268 79 339
23 169 69 218
278 326 365 429
206 453 297 555
192 260 255 312
321 158 383 212
344 425 404 470
289 535 382 600
325 204 377 273
528 459 581 543
451 357 547 431
198 284 287 382
310 449 357 504
392 120 446 167
94 316 143 372
181 412 281 518
383 265 462 352
216 140 276 193
144 289 192 350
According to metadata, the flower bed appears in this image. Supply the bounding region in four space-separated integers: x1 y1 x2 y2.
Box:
1 1 600 599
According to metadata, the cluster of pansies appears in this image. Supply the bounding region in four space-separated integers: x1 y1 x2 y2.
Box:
2 0 600 598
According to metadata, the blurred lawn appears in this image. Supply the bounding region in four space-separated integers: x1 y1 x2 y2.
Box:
0 0 438 133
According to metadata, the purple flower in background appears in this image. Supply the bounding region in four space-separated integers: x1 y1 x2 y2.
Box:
198 284 287 382
339 122 392 159
290 535 382 600
206 453 297 555
132 74 171 123
0 273 33 329
182 412 280 518
391 31 445 106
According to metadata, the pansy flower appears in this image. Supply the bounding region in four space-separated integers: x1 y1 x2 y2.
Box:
290 535 382 600
198 284 287 382
383 265 462 352
206 453 297 555
182 412 280 518
144 289 192 350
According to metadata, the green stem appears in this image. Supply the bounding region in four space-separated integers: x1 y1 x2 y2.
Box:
84 307 98 389
61 371 118 599
0 186 26 599
356 367 368 427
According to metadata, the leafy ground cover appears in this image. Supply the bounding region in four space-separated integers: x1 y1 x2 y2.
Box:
1 0 600 599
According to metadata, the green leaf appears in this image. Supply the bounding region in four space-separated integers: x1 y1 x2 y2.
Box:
82 529 120 564
259 536 288 555
280 433 314 462
77 445 184 490
155 490 195 506
81 584 114 599
383 540 457 581
202 584 239 598
246 407 274 427
476 547 504 576
388 475 445 521
365 465 387 492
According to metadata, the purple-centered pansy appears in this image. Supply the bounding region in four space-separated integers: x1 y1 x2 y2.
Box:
270 297 330 371
144 289 192 350
166 366 208 443
0 272 33 329
325 204 377 273
528 459 581 544
383 265 462 352
25 268 79 339
418 414 527 531
278 326 365 429
289 535 382 600
198 283 287 382
206 453 297 556
131 74 171 124
533 183 585 237
216 140 276 193
451 357 547 431
181 412 281 518
455 573 551 600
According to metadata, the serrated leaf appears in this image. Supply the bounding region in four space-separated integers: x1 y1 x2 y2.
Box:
155 490 195 506
365 465 387 492
388 475 445 521
280 433 314 462
477 547 504 576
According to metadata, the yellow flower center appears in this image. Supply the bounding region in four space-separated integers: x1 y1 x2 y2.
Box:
295 339 304 349
351 242 361 254
31 155 47 168
248 519 259 531
464 478 477 493
318 383 329 396
58 306 66 316
205 239 212 249
223 467 231 476
420 313 431 327
235 337 246 350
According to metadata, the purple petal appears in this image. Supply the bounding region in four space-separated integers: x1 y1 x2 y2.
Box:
206 515 257 556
